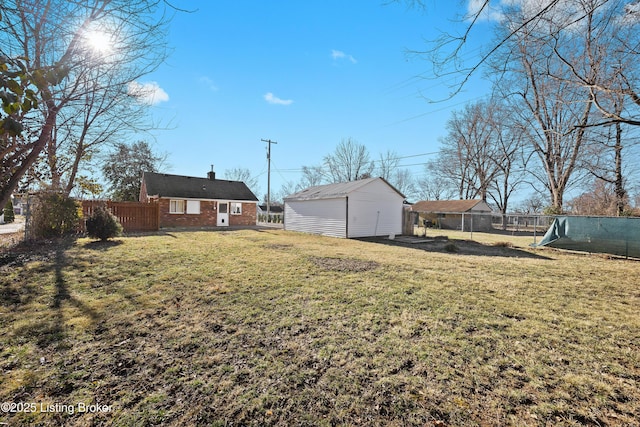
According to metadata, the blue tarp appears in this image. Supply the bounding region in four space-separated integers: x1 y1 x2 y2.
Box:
537 216 640 258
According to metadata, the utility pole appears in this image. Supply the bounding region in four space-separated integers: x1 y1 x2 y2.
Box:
261 138 277 220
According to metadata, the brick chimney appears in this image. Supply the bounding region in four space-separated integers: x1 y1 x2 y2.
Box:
207 165 215 180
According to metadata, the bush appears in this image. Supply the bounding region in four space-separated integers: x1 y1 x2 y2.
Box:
86 206 122 241
543 205 563 215
30 192 81 239
3 199 15 223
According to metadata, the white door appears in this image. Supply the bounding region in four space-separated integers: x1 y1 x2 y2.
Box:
217 202 229 226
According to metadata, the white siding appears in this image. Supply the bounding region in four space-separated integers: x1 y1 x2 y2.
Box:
284 198 347 238
347 179 404 238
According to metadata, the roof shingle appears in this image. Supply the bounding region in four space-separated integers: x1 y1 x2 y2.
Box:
284 177 404 201
142 172 258 201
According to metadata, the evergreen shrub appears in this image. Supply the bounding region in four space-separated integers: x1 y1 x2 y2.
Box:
86 206 123 241
3 199 15 223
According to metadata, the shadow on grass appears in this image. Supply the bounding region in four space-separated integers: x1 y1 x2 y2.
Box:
7 237 102 348
118 230 178 239
82 239 125 251
38 240 100 347
358 236 552 260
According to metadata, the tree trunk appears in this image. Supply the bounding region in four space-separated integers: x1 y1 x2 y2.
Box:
0 105 59 212
614 122 626 216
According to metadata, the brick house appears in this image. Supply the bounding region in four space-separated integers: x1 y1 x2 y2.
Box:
140 171 258 228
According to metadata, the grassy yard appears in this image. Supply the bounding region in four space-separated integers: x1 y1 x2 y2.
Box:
1 229 638 426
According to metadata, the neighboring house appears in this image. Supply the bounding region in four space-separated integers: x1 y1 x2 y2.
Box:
140 171 258 228
411 199 493 231
10 194 27 215
284 177 405 238
258 205 284 215
257 204 284 222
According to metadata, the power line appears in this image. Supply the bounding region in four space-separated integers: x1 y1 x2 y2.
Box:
275 151 440 173
384 95 486 127
382 44 488 96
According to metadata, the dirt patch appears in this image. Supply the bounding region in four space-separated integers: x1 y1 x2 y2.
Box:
0 231 23 249
0 236 75 269
358 236 549 259
263 243 294 250
310 256 379 272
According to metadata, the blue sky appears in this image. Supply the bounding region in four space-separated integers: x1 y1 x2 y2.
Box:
141 1 495 199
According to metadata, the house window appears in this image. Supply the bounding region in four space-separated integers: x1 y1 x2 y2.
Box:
230 202 242 215
169 199 185 214
186 200 200 214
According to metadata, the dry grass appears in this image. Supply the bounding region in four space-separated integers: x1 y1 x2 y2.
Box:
430 229 541 248
1 229 639 426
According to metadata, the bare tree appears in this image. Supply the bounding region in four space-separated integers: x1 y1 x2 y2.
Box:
0 0 172 210
299 165 326 188
276 181 298 204
224 167 261 199
581 117 637 215
485 102 529 221
436 100 500 201
402 0 640 121
46 64 158 195
432 98 527 220
389 168 415 200
376 150 401 182
375 150 414 199
416 161 458 201
397 0 640 214
430 144 477 201
493 7 597 212
545 0 640 128
323 138 374 183
567 178 626 215
516 193 547 214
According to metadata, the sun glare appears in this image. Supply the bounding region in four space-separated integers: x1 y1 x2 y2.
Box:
84 30 113 55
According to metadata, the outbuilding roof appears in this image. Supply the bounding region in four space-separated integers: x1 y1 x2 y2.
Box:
284 177 405 202
142 172 258 201
411 199 492 213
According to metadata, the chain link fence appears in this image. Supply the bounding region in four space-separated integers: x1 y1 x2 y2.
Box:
404 210 555 241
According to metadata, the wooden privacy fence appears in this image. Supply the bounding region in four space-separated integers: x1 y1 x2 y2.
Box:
81 201 159 233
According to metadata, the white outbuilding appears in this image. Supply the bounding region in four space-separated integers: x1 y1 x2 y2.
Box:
284 177 405 238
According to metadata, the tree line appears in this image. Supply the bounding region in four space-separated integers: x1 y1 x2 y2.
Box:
401 0 640 215
272 0 640 216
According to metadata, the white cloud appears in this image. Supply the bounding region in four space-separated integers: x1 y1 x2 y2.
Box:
467 0 505 22
331 49 357 64
127 81 169 105
264 92 293 106
199 76 219 92
475 0 610 31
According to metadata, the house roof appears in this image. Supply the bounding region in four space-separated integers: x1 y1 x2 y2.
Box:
412 199 492 213
284 177 405 202
142 172 258 201
258 205 284 213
